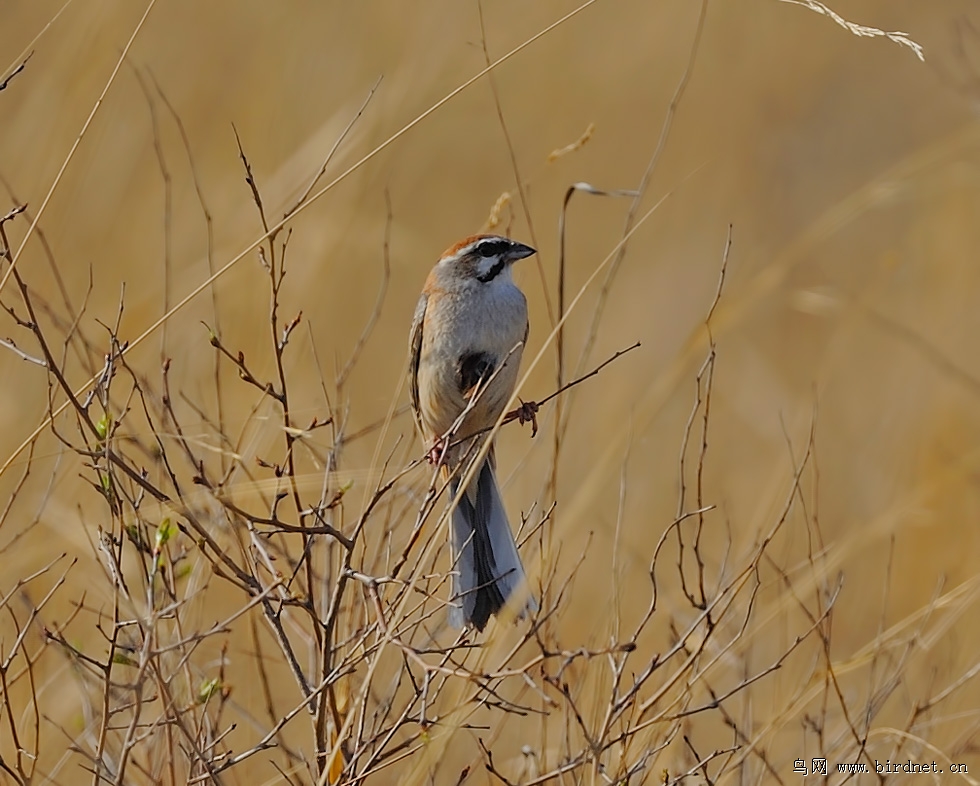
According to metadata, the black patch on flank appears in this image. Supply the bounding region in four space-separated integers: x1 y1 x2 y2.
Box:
458 351 494 397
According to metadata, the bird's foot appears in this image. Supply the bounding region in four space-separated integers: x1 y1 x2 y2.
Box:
426 436 448 465
514 399 539 437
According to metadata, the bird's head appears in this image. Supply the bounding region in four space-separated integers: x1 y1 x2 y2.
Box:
437 234 536 284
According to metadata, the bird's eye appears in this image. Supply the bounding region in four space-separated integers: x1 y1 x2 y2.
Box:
477 240 507 258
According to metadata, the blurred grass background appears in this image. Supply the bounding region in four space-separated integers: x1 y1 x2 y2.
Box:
2 0 980 781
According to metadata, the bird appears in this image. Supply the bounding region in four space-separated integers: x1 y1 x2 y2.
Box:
409 233 538 631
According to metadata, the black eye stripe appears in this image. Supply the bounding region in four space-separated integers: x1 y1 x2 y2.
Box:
476 239 510 258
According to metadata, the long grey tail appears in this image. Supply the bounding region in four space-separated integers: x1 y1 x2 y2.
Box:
448 459 536 631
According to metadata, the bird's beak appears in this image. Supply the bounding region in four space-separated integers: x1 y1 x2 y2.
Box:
507 242 536 262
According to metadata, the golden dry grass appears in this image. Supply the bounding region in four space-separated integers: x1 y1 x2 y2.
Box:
1 0 980 784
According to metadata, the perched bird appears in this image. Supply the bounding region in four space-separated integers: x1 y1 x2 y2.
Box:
409 234 538 631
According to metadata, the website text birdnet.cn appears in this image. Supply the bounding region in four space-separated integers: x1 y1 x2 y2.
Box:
794 758 971 776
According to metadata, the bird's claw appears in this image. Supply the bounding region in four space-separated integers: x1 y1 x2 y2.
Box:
515 399 539 437
426 436 448 465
